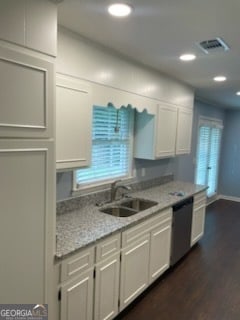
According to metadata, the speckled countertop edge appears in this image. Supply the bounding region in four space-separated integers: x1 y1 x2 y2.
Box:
56 181 207 260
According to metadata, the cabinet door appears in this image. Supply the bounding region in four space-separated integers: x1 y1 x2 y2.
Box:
56 74 92 170
0 139 55 303
149 221 171 284
191 205 206 246
0 0 57 56
156 104 178 158
176 108 193 155
0 0 25 45
0 45 54 138
120 234 150 311
61 269 94 320
95 254 120 320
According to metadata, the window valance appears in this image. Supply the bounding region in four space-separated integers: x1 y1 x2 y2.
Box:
92 82 157 115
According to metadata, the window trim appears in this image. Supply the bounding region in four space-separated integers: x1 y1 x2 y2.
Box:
72 106 134 195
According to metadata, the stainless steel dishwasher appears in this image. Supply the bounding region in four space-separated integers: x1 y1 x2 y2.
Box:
170 196 193 266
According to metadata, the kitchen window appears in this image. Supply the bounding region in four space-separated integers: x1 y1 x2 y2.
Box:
74 105 133 189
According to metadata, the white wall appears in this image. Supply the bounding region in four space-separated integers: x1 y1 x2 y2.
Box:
57 27 194 108
56 26 195 200
219 110 240 198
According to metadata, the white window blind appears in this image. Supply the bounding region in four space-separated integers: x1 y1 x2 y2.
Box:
208 127 221 196
196 126 210 186
75 106 132 187
195 120 222 197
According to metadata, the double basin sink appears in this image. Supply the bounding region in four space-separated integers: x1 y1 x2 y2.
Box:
99 198 158 218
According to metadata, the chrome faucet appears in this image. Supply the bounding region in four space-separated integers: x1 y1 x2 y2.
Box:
110 180 132 202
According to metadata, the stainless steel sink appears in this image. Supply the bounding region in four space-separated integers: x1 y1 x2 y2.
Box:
99 198 158 217
99 206 137 217
120 198 158 211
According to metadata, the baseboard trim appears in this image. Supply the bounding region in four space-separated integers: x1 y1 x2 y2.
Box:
217 195 240 202
206 196 217 206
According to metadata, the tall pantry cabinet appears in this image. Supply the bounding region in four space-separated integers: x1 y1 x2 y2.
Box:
0 0 57 317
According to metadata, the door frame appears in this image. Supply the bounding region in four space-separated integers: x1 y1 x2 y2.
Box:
195 116 223 198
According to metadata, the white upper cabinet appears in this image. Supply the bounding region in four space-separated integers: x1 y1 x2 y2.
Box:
57 29 195 161
56 74 92 170
0 0 57 56
0 0 25 45
134 103 193 159
156 104 178 158
176 107 193 155
0 45 54 138
134 103 178 159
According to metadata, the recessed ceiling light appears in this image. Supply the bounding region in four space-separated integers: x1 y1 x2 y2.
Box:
213 76 227 82
108 3 132 17
236 91 240 96
179 54 196 61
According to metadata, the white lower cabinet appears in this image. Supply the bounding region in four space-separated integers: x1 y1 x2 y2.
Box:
59 209 174 319
58 194 207 319
59 234 121 320
94 234 121 320
60 247 95 320
58 197 208 320
120 234 150 311
149 218 172 284
120 208 172 311
61 269 94 320
191 191 206 246
94 254 120 320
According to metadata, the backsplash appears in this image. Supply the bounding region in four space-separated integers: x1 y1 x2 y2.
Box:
57 174 173 215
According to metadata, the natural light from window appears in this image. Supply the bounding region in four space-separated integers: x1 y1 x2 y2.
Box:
75 105 133 188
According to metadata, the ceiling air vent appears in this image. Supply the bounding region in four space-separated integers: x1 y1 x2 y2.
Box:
197 37 229 54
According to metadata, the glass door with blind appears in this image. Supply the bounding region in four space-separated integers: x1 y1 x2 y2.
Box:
195 119 222 197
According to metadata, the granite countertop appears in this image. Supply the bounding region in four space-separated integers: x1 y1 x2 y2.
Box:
56 181 207 259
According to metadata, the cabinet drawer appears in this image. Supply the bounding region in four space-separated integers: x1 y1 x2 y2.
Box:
61 246 94 282
122 208 172 248
96 233 121 263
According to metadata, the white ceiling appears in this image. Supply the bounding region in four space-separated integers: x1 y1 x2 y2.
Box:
57 0 240 109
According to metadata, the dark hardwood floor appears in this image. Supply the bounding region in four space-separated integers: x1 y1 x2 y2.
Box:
116 200 240 320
